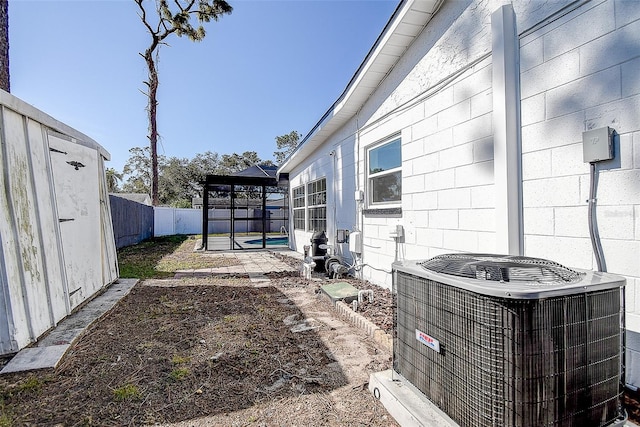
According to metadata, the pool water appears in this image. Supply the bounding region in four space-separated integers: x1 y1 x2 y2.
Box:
245 237 289 246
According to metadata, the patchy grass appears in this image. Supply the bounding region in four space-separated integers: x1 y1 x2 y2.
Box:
0 400 13 427
14 377 42 395
112 384 141 401
171 355 190 365
117 235 241 279
0 375 45 400
169 367 190 382
117 235 188 279
0 376 45 427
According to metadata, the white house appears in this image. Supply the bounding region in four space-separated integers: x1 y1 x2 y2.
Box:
0 90 119 355
278 0 640 387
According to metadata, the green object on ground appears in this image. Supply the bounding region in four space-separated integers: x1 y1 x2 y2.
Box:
320 282 359 304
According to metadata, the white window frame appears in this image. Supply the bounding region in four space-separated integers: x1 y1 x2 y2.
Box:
292 185 305 230
306 178 326 232
366 136 402 207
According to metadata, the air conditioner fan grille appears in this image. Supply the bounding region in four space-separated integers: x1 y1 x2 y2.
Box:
419 253 584 285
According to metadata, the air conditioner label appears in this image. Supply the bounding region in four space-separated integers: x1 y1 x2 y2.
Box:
416 329 440 353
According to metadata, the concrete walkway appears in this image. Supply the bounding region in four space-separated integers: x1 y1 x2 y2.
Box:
174 249 302 279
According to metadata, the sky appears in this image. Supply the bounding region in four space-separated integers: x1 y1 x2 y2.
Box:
9 0 399 175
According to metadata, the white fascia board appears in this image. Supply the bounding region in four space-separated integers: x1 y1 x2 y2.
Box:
333 0 439 114
278 0 443 176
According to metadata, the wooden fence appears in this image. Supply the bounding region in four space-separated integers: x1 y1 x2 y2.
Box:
109 195 154 248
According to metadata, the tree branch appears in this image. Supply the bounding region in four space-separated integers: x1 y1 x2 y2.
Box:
134 0 156 37
175 0 197 14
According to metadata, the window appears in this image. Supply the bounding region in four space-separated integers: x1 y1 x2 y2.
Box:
292 178 327 232
367 137 401 205
307 178 326 231
308 206 326 232
292 185 305 230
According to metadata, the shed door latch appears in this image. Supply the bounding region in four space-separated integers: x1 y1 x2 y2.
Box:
49 147 68 155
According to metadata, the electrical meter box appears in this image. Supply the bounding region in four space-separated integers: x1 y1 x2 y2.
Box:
583 126 614 163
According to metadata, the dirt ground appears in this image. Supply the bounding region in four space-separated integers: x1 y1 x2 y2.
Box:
0 259 398 426
1 243 635 426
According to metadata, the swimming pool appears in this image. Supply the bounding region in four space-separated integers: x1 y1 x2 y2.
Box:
245 237 289 246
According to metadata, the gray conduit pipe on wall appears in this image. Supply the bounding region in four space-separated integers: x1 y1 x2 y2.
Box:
588 162 606 272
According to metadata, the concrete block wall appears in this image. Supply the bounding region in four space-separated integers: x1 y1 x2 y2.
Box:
287 124 359 262
409 58 495 258
287 0 573 287
287 0 640 326
354 52 495 288
350 0 574 286
351 0 509 287
520 0 639 283
518 0 640 385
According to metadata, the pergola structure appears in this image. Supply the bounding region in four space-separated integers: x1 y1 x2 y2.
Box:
200 165 289 250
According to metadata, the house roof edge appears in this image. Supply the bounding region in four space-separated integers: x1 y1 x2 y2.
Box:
277 0 445 176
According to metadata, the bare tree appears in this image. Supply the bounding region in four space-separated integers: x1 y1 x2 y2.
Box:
0 0 9 92
135 0 232 205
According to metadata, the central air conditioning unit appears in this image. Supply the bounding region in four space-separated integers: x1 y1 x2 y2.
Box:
393 253 626 427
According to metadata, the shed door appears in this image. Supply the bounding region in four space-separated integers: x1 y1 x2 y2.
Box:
48 134 101 310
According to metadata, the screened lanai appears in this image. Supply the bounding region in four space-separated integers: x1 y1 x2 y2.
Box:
200 165 289 250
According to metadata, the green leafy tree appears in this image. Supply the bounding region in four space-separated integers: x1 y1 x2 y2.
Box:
120 147 275 206
135 0 233 206
122 147 217 205
273 130 300 165
215 151 274 200
188 150 222 188
218 151 263 175
122 146 164 195
170 198 193 208
105 167 123 193
158 156 194 205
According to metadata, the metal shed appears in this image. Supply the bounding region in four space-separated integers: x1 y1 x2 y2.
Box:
0 90 118 356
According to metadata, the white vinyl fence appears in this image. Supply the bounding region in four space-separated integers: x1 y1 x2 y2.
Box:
154 207 200 236
154 207 287 237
